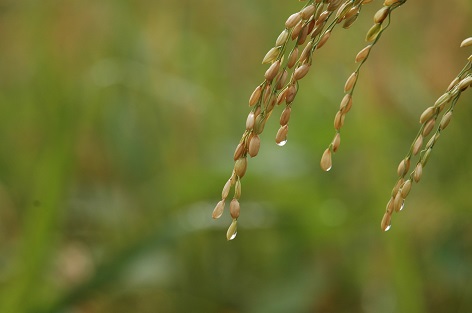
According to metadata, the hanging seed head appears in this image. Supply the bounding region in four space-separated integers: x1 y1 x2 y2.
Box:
222 179 232 200
248 134 261 157
286 12 302 29
440 111 453 130
460 37 472 48
374 6 390 24
212 200 225 219
413 163 423 183
320 148 332 171
234 157 248 178
249 85 262 106
355 45 371 63
226 219 238 241
294 63 311 80
365 23 382 42
276 29 290 46
280 107 292 126
230 199 240 219
344 72 357 92
332 133 341 152
262 47 281 64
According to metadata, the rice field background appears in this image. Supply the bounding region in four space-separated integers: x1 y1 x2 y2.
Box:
0 1 471 312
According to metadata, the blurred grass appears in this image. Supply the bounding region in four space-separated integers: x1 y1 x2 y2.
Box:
0 0 471 312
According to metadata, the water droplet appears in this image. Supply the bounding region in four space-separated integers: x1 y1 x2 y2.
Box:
277 139 287 146
399 200 405 211
384 224 391 232
325 165 332 172
228 231 237 240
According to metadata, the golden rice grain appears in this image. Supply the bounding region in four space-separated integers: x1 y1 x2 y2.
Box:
460 37 472 47
320 148 332 171
230 199 240 219
212 200 225 219
248 135 261 157
234 157 248 178
344 72 357 92
355 45 371 63
374 6 389 24
286 12 302 29
365 23 382 42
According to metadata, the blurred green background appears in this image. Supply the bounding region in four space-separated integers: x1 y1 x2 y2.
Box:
1 1 472 312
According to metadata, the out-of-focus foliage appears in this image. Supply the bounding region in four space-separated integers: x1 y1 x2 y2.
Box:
0 1 471 312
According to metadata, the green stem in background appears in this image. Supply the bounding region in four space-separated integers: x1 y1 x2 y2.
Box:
34 220 181 313
0 132 74 313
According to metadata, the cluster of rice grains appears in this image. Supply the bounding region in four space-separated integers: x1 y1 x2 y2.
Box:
213 0 471 240
381 37 472 231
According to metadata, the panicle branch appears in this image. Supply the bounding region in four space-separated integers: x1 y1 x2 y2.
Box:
321 0 407 171
213 0 470 239
381 46 472 232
